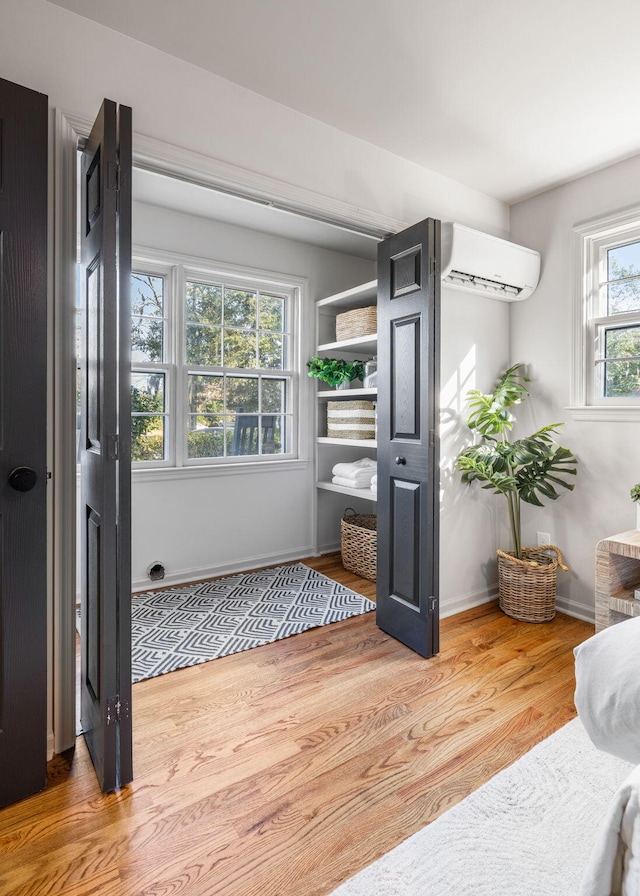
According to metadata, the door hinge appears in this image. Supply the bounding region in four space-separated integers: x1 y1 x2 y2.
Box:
428 596 438 614
106 695 129 725
108 434 119 459
430 258 437 277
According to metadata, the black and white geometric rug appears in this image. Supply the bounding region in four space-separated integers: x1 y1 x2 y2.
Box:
131 563 375 683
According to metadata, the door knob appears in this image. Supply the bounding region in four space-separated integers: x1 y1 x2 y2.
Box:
395 456 406 465
8 466 38 492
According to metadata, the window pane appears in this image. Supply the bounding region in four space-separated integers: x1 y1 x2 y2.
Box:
259 294 285 332
131 372 166 461
132 318 164 362
132 274 164 318
187 418 228 458
608 241 640 279
259 333 284 369
186 324 222 366
226 375 259 412
188 374 223 414
186 281 222 324
262 378 286 413
224 288 257 328
261 415 284 455
604 360 640 398
607 241 640 314
607 278 640 315
223 329 257 368
132 416 165 461
228 414 284 456
605 325 640 359
131 372 165 411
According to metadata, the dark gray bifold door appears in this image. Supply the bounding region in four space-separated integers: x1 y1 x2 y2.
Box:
80 99 133 792
376 218 441 658
0 78 48 807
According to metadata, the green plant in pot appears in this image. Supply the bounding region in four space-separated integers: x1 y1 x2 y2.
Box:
455 364 578 623
307 356 367 388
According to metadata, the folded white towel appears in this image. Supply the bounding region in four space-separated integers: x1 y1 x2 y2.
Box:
332 457 376 478
371 474 377 487
332 475 373 489
333 471 376 487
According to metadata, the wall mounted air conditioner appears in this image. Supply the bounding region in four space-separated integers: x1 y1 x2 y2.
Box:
441 222 540 302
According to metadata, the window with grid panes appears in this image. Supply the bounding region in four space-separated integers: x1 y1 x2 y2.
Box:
130 258 297 467
184 278 292 461
584 222 640 404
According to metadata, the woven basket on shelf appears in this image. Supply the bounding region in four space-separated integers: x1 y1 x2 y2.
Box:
327 400 376 440
335 306 377 342
496 545 568 623
341 508 377 581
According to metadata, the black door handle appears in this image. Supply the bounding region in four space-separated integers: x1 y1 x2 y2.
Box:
8 466 38 492
395 456 406 465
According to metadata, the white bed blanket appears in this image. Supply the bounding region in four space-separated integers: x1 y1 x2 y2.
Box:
579 764 640 896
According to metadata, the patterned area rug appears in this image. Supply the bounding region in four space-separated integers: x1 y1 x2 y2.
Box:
131 563 375 683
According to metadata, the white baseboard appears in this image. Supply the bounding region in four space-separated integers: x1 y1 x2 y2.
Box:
440 583 499 618
318 541 341 556
555 594 595 624
47 729 55 761
131 545 316 592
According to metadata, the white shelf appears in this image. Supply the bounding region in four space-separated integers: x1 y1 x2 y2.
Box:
316 333 377 354
314 279 379 554
317 387 377 399
317 481 377 502
317 437 377 448
316 280 377 310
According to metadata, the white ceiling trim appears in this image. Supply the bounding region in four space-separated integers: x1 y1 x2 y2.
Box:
63 109 409 241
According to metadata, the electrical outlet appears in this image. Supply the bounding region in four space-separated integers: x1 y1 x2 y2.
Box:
537 531 551 546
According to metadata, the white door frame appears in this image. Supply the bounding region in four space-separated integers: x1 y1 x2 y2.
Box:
51 109 407 754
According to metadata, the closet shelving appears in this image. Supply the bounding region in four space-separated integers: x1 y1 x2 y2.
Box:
314 279 378 504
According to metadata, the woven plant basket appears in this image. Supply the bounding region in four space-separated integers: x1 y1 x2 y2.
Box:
341 508 377 581
496 545 568 623
335 306 377 342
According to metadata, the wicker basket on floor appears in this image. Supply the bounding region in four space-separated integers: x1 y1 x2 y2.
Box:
341 508 377 581
335 306 377 341
496 545 568 623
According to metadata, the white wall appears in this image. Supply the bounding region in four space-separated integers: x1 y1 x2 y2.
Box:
510 152 640 620
439 287 511 615
3 0 508 238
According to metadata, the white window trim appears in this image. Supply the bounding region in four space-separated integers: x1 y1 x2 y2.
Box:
131 245 311 475
570 205 640 421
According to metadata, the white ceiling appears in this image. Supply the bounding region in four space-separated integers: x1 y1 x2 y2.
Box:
48 0 640 205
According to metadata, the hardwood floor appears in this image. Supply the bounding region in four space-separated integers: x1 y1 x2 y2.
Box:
0 555 593 896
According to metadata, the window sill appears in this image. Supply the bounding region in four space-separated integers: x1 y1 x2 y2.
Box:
131 458 310 482
567 406 640 422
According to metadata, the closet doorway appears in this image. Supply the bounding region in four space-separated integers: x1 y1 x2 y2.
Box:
72 151 381 787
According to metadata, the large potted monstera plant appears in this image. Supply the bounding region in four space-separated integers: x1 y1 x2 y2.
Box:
456 364 578 623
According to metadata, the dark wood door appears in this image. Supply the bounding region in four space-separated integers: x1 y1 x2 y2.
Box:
0 78 48 807
80 99 133 792
376 218 441 658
